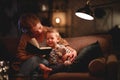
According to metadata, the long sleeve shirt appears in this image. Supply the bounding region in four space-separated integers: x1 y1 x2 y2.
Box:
17 33 47 61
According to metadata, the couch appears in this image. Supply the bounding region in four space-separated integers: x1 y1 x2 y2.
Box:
0 34 118 80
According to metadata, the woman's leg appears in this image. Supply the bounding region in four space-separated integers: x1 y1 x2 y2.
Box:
18 56 49 76
30 56 49 80
67 53 88 72
49 63 67 74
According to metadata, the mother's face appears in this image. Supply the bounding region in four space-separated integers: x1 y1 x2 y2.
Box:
30 22 44 37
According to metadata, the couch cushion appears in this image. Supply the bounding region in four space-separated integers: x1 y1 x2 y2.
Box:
65 35 112 54
47 72 104 80
68 41 104 72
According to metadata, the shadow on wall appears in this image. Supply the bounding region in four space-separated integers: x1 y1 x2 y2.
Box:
0 40 15 61
108 25 120 52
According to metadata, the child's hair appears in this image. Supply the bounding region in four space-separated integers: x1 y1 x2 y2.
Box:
46 27 69 46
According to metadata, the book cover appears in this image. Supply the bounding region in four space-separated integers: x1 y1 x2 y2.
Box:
25 42 52 55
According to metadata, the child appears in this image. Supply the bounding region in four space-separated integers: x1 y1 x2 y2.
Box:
39 28 77 79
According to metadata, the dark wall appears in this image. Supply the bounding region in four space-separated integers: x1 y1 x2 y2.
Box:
0 0 18 37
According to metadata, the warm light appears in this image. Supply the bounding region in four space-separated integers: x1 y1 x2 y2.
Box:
52 12 66 27
75 12 94 20
55 17 61 24
41 4 48 11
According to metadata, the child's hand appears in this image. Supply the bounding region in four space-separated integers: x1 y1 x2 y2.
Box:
64 60 72 66
62 53 69 61
62 52 77 62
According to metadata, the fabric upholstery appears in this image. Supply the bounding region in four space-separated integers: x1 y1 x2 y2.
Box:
69 41 104 72
0 34 118 80
88 57 106 76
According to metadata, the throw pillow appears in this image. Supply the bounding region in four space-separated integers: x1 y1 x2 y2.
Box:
69 41 104 72
88 57 106 76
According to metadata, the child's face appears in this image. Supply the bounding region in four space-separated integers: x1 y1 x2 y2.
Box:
46 32 59 48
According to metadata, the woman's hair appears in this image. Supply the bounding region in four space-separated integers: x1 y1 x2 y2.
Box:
46 27 69 46
19 13 41 31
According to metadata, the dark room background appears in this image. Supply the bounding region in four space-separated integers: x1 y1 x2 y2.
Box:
0 0 120 38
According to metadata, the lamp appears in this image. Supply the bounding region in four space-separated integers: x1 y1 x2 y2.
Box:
75 0 94 20
75 0 120 20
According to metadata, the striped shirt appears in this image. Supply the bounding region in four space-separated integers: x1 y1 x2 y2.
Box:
49 44 72 64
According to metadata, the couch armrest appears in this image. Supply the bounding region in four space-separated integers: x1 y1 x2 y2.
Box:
47 73 104 80
106 54 118 80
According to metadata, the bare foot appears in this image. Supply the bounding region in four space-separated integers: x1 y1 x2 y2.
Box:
39 64 52 71
39 64 52 79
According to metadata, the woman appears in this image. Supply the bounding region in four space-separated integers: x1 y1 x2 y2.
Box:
16 13 77 80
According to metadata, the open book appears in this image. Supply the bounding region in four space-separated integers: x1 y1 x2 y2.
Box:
25 42 52 55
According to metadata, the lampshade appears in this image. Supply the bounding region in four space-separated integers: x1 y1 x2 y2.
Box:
75 5 94 20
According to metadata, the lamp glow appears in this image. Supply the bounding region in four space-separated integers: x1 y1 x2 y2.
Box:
55 17 61 24
75 12 94 20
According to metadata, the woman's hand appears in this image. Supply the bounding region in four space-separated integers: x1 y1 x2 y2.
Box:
62 46 77 62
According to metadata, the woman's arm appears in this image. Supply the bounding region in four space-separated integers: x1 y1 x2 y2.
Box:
59 38 77 62
62 46 77 62
17 34 34 61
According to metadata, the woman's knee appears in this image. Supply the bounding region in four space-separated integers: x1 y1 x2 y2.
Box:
27 56 49 66
41 59 49 66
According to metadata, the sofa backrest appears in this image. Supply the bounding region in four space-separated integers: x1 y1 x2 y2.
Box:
0 34 112 61
65 34 113 54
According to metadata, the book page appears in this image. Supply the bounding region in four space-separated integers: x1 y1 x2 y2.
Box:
29 38 40 48
40 47 52 50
